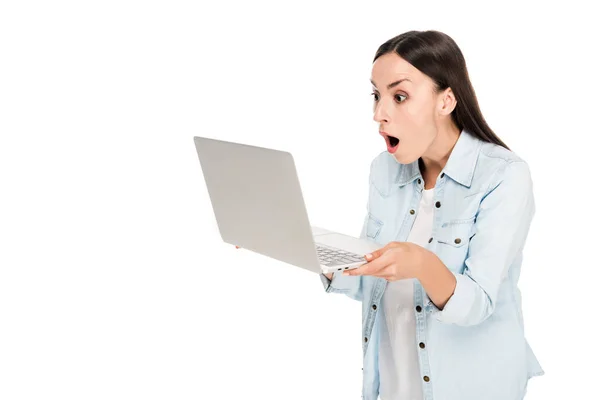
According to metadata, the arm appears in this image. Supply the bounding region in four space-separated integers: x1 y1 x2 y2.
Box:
416 251 457 310
421 161 535 326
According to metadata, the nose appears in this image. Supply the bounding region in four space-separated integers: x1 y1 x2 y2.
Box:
373 98 389 124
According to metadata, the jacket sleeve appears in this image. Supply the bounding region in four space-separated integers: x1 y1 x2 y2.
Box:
319 213 368 301
431 161 535 326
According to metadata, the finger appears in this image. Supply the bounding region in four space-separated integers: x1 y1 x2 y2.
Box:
364 248 383 261
365 243 394 261
344 257 386 276
343 265 368 276
369 269 395 280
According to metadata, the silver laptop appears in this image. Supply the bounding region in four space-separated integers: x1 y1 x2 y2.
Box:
193 136 380 275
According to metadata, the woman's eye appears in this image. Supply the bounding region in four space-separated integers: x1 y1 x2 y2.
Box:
395 94 407 103
371 93 406 103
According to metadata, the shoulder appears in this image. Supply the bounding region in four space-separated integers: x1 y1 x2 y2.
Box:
479 140 524 164
369 150 394 172
476 141 533 193
368 150 400 186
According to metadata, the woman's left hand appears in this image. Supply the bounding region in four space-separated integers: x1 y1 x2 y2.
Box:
343 241 428 281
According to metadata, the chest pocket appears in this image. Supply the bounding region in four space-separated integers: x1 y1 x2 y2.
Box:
435 217 477 273
365 213 384 240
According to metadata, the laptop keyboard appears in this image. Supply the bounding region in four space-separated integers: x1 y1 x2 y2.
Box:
315 244 366 266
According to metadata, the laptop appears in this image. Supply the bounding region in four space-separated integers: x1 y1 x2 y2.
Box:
193 136 381 275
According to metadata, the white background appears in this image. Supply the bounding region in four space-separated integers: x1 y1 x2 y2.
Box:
1 1 598 399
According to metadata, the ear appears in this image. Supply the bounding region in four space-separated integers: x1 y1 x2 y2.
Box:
437 87 457 116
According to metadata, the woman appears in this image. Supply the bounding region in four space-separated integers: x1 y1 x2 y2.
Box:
321 30 544 400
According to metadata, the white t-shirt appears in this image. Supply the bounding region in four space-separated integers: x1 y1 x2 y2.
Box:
378 187 435 400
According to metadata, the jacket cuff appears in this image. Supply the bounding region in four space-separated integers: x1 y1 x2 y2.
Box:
320 271 352 293
431 273 478 325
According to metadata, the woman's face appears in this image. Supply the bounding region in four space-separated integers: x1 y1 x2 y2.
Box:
371 52 449 164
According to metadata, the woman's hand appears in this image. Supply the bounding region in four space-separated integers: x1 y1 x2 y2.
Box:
343 241 427 281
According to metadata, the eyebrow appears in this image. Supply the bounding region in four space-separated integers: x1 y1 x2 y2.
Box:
370 78 411 90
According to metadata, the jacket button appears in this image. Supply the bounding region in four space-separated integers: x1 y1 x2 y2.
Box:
419 342 425 349
372 304 377 310
455 238 461 244
364 337 368 343
423 376 430 382
441 173 445 178
428 237 433 243
417 179 422 184
410 209 415 215
435 201 441 208
416 305 422 312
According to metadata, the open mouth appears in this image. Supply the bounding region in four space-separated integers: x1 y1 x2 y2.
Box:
384 134 400 153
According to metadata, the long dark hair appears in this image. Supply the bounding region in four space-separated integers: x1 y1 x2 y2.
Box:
374 30 510 150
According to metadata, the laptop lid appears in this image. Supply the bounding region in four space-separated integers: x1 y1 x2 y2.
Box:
193 136 321 273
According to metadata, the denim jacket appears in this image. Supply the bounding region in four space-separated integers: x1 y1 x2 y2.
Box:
320 130 544 400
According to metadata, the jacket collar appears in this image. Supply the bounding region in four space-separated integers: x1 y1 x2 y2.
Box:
396 129 482 188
